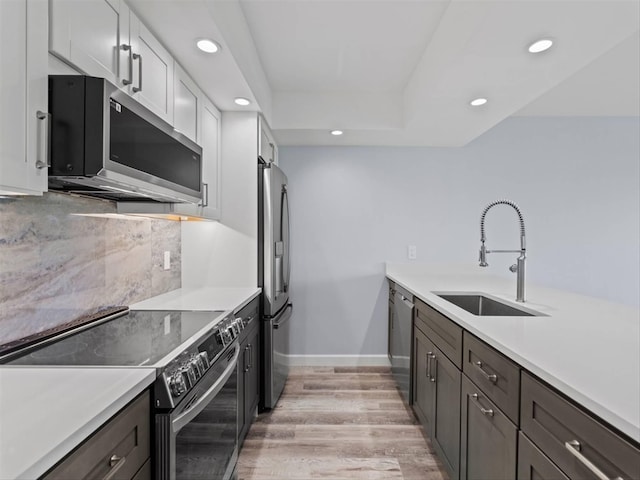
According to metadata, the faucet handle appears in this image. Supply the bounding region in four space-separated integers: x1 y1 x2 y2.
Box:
479 245 489 267
509 264 518 273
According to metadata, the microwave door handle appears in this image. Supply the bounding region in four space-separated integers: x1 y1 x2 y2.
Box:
202 182 209 207
171 344 239 434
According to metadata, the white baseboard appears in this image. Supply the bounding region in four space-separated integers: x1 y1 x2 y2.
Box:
286 355 390 367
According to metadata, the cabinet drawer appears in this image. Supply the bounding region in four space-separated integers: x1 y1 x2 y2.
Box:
461 375 517 480
518 432 569 480
236 296 259 322
463 332 520 425
388 280 396 301
44 390 151 480
521 372 640 480
415 298 462 368
237 296 259 342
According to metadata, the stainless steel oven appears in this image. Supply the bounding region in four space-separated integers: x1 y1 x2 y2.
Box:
1 308 245 480
155 343 239 480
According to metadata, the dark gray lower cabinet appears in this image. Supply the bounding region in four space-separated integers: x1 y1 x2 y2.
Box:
406 292 640 480
461 375 517 480
432 345 461 480
43 390 151 480
413 326 461 480
238 298 260 446
413 326 432 429
521 372 640 480
518 432 569 480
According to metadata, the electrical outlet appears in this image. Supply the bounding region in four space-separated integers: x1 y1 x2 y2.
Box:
163 251 171 270
408 245 417 260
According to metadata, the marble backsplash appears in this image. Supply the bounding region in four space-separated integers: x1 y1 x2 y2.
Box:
0 192 181 345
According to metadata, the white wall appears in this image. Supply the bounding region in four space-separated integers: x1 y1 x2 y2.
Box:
182 112 258 287
279 116 640 356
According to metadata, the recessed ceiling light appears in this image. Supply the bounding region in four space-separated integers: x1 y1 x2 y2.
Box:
234 97 251 106
528 38 553 54
330 130 343 136
196 39 220 54
470 98 487 107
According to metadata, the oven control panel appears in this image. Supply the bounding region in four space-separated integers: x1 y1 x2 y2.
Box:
155 313 244 409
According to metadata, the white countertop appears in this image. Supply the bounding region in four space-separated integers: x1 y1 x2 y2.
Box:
386 263 640 443
0 367 155 479
130 287 261 312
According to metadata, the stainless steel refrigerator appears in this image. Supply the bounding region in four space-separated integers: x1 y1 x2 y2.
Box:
258 160 292 410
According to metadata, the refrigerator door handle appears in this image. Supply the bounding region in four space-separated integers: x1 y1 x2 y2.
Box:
281 186 291 293
273 304 293 329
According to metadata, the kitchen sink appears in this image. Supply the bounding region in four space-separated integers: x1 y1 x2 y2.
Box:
435 293 543 317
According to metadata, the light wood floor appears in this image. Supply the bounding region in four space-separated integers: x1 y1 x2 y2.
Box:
237 366 449 480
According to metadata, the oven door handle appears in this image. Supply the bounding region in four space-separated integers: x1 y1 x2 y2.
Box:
171 344 239 434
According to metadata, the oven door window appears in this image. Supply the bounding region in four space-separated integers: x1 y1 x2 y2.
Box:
175 365 238 479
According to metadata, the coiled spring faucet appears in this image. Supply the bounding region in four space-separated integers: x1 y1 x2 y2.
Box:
479 199 527 302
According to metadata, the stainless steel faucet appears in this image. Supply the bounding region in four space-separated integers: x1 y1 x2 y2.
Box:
479 200 527 302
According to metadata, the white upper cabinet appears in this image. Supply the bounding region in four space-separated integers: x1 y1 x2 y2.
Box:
199 97 221 220
49 0 122 84
174 63 201 144
125 9 174 124
258 115 278 165
50 0 174 124
0 0 49 195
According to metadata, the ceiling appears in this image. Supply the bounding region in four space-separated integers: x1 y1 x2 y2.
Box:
129 0 640 147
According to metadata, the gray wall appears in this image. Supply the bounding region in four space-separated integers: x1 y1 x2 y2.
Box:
0 192 181 344
279 116 640 356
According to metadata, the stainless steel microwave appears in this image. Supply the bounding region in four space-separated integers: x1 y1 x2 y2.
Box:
48 75 202 203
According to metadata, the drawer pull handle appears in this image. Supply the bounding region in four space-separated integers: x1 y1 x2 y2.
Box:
471 393 494 416
103 454 126 480
475 361 498 384
564 440 623 480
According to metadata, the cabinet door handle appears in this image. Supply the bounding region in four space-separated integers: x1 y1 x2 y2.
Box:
426 351 432 380
429 353 437 382
132 53 143 92
244 345 250 372
564 440 623 480
35 111 50 169
471 393 494 416
474 360 498 384
121 44 133 85
102 454 126 480
248 343 253 370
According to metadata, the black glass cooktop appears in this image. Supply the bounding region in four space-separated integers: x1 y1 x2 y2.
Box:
6 310 225 367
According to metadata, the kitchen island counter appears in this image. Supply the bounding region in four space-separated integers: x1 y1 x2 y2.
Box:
386 263 640 444
0 367 155 479
131 286 260 312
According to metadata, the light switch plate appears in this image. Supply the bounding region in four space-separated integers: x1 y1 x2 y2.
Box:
163 251 171 270
408 245 417 260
